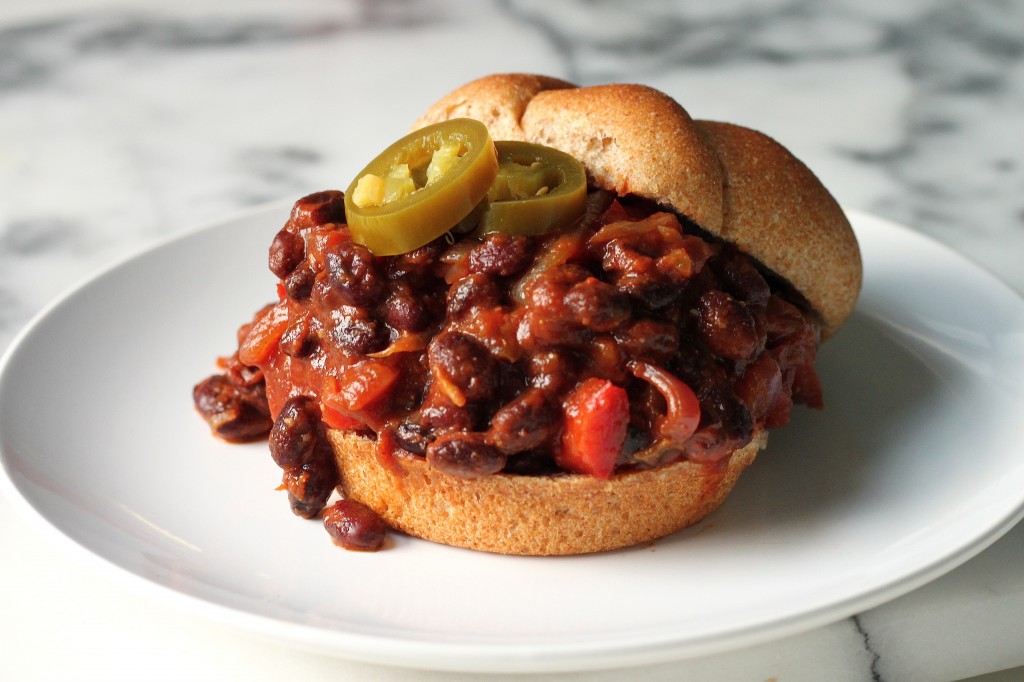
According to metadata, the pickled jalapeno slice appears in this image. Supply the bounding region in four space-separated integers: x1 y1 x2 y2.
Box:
477 141 587 237
344 119 499 256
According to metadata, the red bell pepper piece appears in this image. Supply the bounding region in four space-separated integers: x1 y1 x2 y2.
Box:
557 378 629 479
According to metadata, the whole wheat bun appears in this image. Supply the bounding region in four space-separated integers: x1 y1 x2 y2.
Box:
330 430 767 556
327 74 862 556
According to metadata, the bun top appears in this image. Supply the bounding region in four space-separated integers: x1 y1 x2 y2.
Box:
695 121 862 337
414 73 861 336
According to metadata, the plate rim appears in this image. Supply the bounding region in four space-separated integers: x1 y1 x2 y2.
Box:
3 205 1024 673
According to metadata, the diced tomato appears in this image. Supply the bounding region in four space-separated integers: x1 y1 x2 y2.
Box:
338 361 398 410
238 302 289 367
261 351 294 417
260 348 324 418
557 378 630 479
321 399 367 431
320 360 399 431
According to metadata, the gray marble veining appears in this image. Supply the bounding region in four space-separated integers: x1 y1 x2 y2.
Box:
1 1 1023 680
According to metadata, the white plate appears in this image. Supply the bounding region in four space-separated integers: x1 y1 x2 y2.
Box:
3 207 1024 673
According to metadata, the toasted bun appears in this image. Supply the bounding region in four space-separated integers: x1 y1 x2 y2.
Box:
415 73 861 335
330 429 767 556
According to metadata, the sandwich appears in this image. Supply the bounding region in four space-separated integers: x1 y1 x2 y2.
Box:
194 73 862 555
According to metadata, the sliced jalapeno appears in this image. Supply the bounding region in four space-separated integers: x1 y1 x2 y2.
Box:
477 141 587 237
344 119 499 256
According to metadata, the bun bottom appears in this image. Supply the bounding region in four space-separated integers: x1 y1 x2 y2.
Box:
327 430 768 556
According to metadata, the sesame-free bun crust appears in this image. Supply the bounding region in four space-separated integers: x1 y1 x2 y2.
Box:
415 73 861 335
329 430 767 556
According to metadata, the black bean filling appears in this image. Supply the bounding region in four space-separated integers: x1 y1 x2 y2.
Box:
195 188 823 522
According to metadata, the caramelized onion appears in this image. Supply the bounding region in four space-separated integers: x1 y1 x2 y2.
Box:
628 361 700 445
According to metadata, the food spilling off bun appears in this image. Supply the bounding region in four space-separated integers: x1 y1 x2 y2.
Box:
194 73 862 556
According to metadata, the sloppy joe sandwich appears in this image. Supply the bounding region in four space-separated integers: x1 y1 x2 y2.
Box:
194 73 862 555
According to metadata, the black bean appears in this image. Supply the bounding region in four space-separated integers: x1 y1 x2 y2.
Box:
427 332 499 402
325 241 384 307
193 374 272 442
617 273 677 309
563 277 632 332
719 250 770 305
330 312 384 355
284 265 316 301
323 499 387 551
468 233 533 277
392 421 431 455
446 273 502 318
695 290 765 361
420 394 480 433
735 353 785 426
701 383 752 438
527 351 578 395
487 388 555 454
426 432 506 478
290 190 346 228
268 228 305 279
525 264 590 308
284 450 338 518
269 395 320 469
385 241 443 283
382 282 432 332
518 265 593 348
614 318 680 363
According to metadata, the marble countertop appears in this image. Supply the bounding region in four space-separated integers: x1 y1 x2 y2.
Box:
2 1 1023 679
